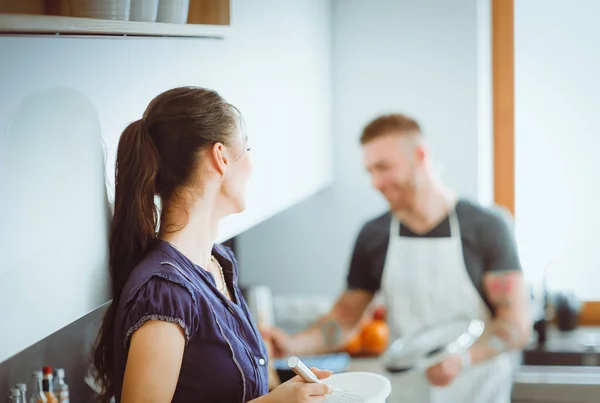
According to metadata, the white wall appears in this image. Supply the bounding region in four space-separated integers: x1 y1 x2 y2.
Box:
238 0 492 299
0 0 332 363
514 0 600 299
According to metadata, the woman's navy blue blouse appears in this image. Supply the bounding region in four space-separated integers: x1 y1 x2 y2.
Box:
112 240 269 403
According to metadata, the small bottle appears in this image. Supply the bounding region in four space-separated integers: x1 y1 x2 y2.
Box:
15 383 27 403
52 369 69 403
41 367 57 403
8 387 22 403
29 371 47 403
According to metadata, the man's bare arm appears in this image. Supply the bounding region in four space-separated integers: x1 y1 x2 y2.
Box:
468 271 532 365
286 289 375 356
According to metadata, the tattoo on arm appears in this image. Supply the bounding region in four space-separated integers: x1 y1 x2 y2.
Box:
483 320 523 353
472 321 516 361
472 271 532 363
486 335 508 353
320 319 343 348
487 273 515 307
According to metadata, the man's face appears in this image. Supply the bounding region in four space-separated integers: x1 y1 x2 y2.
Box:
362 133 421 212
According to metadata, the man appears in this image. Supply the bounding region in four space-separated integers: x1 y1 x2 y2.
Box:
266 114 532 402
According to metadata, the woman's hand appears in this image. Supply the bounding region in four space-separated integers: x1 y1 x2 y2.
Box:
254 368 334 403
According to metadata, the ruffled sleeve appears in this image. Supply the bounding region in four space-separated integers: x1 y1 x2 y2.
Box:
123 276 199 347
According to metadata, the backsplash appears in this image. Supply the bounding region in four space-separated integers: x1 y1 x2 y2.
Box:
0 305 106 401
273 295 335 334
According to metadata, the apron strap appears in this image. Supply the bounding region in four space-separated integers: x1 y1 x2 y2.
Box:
446 199 463 259
448 206 461 238
390 213 401 237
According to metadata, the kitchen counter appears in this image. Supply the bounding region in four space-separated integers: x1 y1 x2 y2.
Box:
347 357 600 402
514 326 600 401
526 326 600 352
513 366 600 402
514 365 600 385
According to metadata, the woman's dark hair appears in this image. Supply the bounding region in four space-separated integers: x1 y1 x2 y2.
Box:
92 87 240 402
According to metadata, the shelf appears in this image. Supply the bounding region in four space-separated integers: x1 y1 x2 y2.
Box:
0 13 229 38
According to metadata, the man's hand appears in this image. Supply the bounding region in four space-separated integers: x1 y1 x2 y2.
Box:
261 290 375 358
261 327 294 358
425 354 463 387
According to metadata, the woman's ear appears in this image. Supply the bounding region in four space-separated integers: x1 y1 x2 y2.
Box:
210 142 229 176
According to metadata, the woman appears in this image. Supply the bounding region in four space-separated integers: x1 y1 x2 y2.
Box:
92 87 332 402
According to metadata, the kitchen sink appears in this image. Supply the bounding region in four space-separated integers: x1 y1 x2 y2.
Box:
523 326 600 366
523 349 600 367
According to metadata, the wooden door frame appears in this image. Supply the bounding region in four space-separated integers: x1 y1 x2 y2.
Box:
492 0 514 216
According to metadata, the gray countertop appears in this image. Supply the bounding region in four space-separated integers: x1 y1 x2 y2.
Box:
515 365 600 384
347 356 600 402
347 357 600 385
512 366 600 403
526 326 600 352
344 326 600 401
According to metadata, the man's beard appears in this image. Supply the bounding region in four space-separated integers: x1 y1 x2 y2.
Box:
385 179 418 213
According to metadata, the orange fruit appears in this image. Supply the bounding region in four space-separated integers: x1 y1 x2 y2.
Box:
344 331 363 355
361 319 389 355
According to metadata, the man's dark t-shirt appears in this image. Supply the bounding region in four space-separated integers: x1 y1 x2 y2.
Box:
346 199 522 315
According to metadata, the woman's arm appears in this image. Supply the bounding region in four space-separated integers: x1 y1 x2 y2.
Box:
122 319 332 403
121 320 186 403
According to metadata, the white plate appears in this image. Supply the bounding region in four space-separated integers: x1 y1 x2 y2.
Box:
382 319 485 374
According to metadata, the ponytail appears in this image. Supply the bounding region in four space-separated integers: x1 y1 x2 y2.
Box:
92 119 160 402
